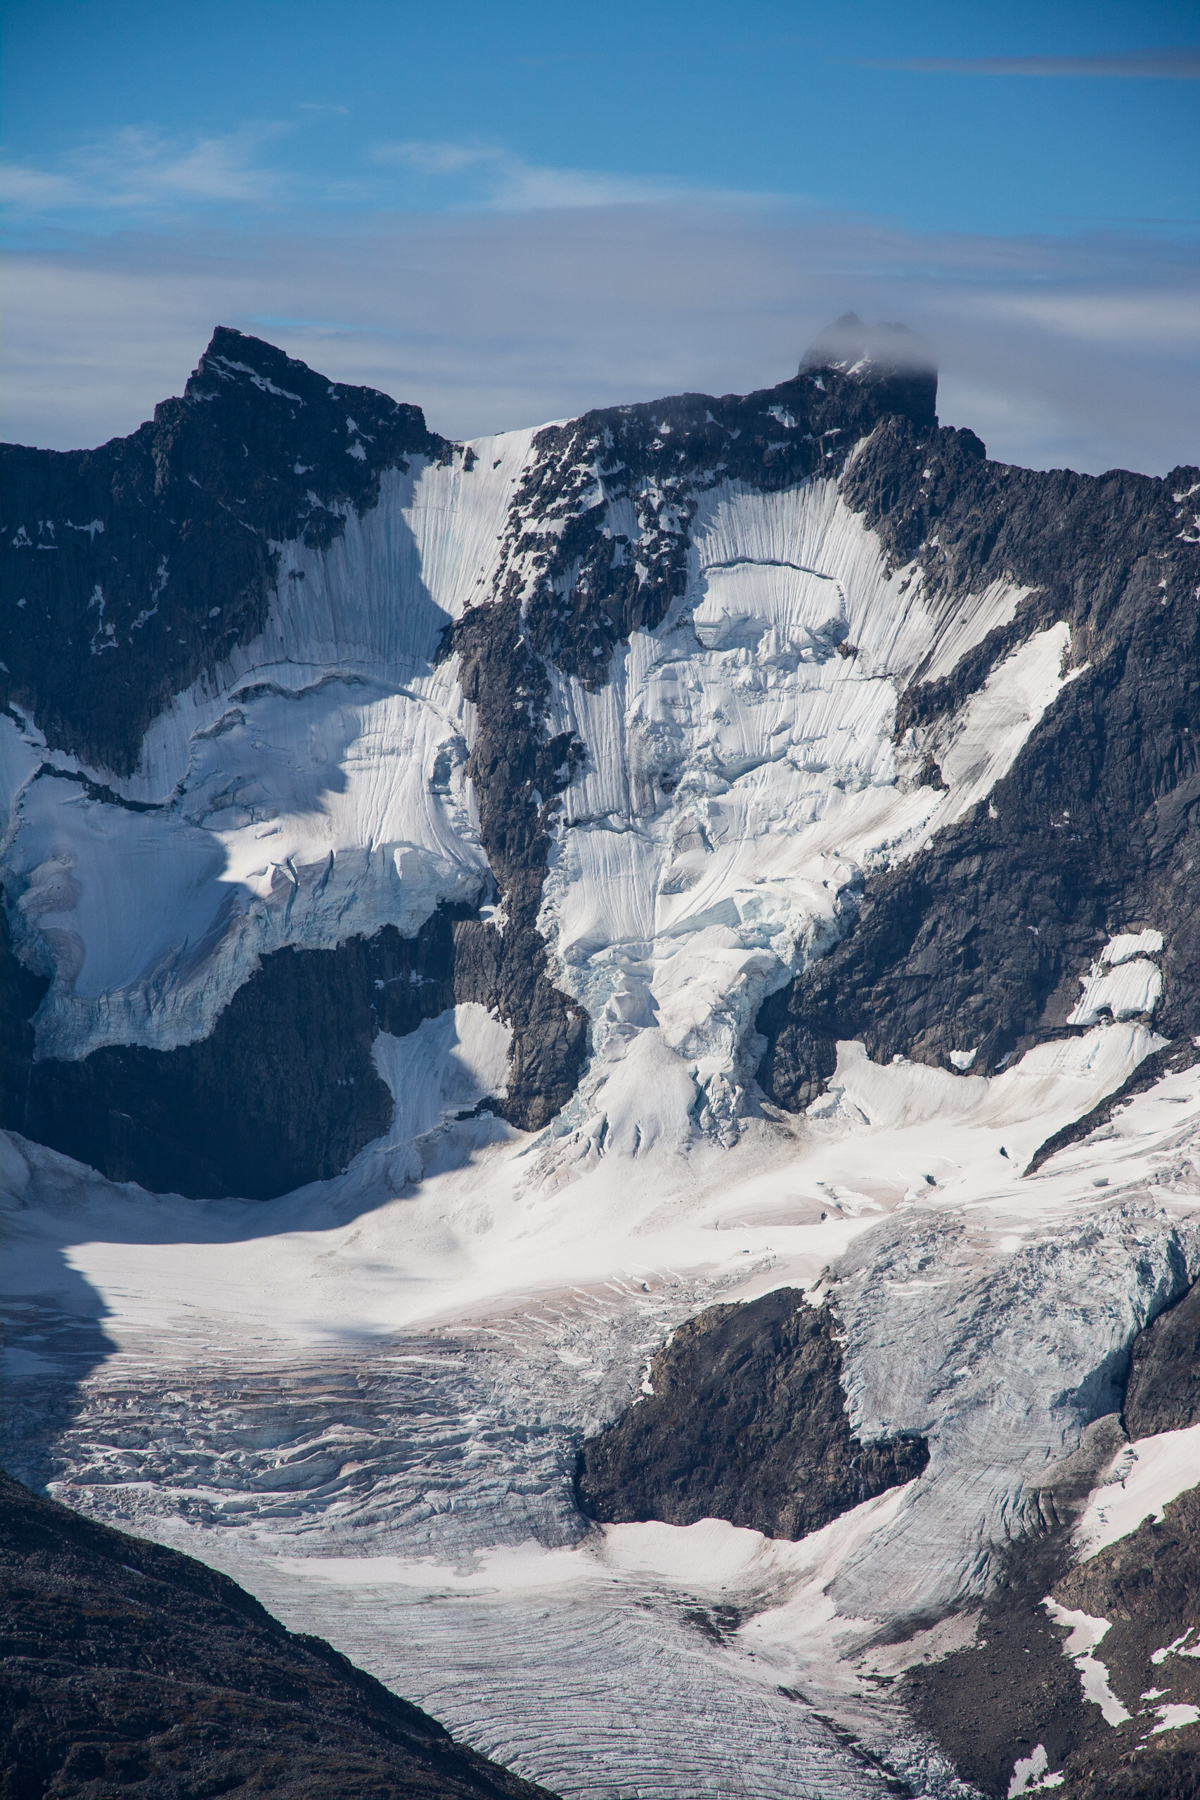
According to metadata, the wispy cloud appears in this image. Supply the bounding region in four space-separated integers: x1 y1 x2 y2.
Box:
1 124 291 216
2 126 686 223
371 140 684 210
868 46 1200 79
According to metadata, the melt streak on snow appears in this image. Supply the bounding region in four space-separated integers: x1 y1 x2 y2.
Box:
2 434 535 1057
539 478 1060 1150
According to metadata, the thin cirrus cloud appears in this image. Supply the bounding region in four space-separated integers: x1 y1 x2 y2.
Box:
868 46 1200 79
370 140 688 210
1 125 688 220
2 123 293 215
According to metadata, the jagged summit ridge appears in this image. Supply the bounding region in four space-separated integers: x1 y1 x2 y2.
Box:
0 326 450 776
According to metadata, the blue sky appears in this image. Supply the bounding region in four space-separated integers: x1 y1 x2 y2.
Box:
3 1 1198 469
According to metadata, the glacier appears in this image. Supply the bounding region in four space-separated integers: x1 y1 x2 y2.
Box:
3 327 1199 1798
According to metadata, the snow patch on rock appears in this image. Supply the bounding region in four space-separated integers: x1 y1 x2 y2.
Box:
1070 932 1165 1028
1075 1423 1200 1557
1042 1600 1132 1726
374 1004 511 1148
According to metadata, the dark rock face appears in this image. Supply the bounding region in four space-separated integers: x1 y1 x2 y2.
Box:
0 1471 557 1800
759 423 1200 1106
446 597 589 1133
1 327 448 776
0 904 484 1200
902 1484 1200 1800
1050 1484 1200 1798
1123 1275 1200 1438
899 1531 1093 1799
902 1283 1200 1798
573 1288 929 1540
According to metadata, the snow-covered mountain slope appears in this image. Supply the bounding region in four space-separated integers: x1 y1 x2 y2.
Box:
2 421 533 1062
5 322 1196 1198
3 319 1199 1798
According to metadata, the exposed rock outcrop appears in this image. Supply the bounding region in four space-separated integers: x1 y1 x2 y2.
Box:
0 1471 557 1800
1025 1038 1200 1176
445 597 589 1132
573 1287 929 1540
901 1483 1200 1800
1123 1275 1200 1438
1 903 480 1199
899 1280 1200 1799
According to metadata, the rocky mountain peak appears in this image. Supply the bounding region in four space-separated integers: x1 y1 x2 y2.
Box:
0 328 452 774
799 310 939 434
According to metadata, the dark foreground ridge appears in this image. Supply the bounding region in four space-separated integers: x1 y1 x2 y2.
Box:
574 1287 929 1539
902 1278 1200 1799
0 1471 558 1800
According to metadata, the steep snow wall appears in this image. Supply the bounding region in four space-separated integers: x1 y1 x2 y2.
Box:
4 434 536 1061
538 477 1061 1149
